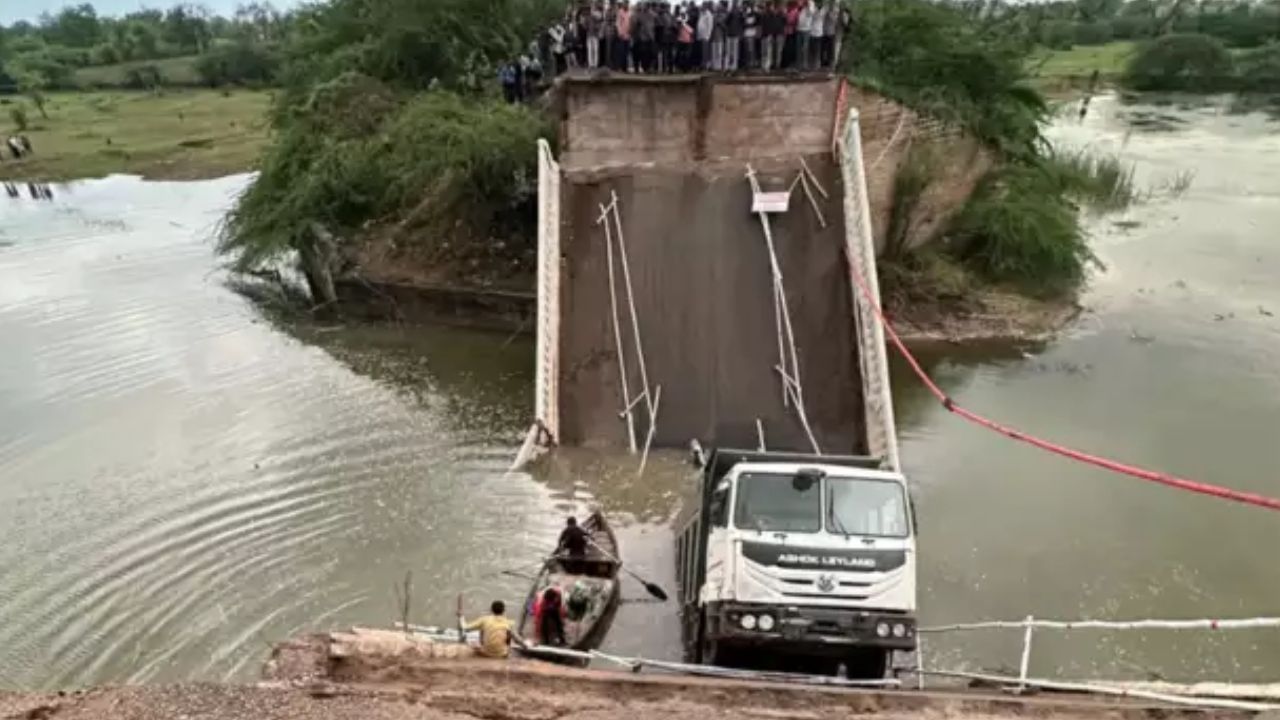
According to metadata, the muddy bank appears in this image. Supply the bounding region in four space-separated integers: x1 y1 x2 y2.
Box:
887 288 1082 345
0 628 1252 720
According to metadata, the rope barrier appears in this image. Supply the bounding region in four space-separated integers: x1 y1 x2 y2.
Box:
911 669 1280 713
842 254 1280 513
920 617 1280 633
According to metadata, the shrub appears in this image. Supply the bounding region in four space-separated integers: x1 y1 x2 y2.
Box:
10 105 29 131
195 41 280 87
91 43 122 66
1236 43 1280 93
1037 147 1138 213
949 169 1095 296
219 81 550 273
1040 21 1076 51
848 0 1048 158
884 144 938 260
1122 33 1235 92
123 64 165 89
946 148 1135 296
1073 21 1114 47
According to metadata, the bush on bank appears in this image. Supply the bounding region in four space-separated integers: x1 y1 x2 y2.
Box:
1122 33 1235 91
220 77 549 272
847 0 1048 158
218 0 561 281
851 0 1134 297
1236 43 1280 92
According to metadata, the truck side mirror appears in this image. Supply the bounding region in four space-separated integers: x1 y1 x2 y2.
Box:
709 484 730 527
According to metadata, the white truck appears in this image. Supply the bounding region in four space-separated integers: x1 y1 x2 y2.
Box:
675 447 917 678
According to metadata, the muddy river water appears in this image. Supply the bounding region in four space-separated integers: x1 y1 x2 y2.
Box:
1 94 1277 689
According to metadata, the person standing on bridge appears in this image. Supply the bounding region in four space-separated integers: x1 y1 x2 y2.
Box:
709 0 728 70
585 2 604 69
615 0 634 71
549 20 568 75
742 1 760 71
831 1 851 70
603 2 618 71
634 1 657 72
676 9 695 72
809 0 827 70
796 0 815 70
760 1 782 71
656 3 675 73
782 0 799 69
696 1 714 70
724 1 744 71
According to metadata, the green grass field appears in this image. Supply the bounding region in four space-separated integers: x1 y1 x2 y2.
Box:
0 89 272 181
72 55 204 88
1031 41 1139 83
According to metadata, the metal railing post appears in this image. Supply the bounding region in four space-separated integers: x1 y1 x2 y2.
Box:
916 637 925 691
1018 615 1035 693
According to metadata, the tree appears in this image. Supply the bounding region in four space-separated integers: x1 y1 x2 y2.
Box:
164 3 213 54
196 40 280 86
42 4 102 48
1236 42 1280 90
14 70 50 118
848 0 1047 157
1123 32 1235 90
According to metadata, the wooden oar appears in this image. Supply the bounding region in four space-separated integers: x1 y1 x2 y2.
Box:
455 593 466 644
586 537 669 602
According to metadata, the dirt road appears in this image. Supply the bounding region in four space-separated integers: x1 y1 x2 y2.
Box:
0 630 1251 720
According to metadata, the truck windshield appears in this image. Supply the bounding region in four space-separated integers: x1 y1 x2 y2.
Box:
733 472 821 533
826 477 909 538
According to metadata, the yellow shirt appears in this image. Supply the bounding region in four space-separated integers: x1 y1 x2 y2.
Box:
464 614 514 658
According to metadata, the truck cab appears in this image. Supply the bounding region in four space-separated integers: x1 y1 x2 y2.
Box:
676 447 917 677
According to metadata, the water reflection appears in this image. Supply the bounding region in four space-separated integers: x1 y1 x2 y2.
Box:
0 176 609 690
904 93 1280 682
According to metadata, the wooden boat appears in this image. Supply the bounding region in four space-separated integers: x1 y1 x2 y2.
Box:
517 511 622 665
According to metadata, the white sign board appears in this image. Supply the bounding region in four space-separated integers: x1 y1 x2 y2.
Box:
752 191 792 214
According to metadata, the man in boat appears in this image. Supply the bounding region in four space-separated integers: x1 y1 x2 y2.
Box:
557 516 589 573
458 600 523 659
533 586 568 646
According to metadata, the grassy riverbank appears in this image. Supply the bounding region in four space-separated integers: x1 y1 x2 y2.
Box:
1031 41 1138 88
72 55 204 88
0 89 271 181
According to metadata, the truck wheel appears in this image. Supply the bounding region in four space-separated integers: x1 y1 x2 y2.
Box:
845 649 888 680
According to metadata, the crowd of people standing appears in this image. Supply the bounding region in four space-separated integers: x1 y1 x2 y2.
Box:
499 0 852 102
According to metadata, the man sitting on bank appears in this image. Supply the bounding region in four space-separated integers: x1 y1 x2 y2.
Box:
459 600 524 659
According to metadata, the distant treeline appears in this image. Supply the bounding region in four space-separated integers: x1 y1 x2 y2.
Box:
0 2 289 93
965 0 1280 92
1005 0 1280 50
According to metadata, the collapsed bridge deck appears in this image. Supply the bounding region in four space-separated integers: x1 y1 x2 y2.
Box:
532 74 897 461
